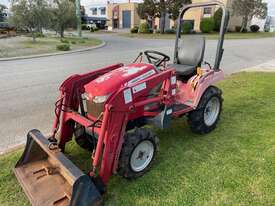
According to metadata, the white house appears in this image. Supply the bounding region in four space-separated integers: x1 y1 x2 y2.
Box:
82 1 108 29
85 3 107 19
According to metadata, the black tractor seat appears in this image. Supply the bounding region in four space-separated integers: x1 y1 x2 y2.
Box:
169 36 205 76
168 64 197 76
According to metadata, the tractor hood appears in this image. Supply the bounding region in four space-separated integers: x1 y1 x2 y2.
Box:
84 63 157 98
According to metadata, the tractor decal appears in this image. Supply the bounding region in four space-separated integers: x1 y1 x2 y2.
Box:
123 88 133 104
132 82 147 94
120 66 147 76
127 69 156 85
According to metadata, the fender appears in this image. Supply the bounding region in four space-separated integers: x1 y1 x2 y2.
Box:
177 69 224 108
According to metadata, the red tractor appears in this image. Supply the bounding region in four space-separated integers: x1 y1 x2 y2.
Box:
14 2 229 206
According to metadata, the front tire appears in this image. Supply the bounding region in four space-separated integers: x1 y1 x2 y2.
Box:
74 125 96 151
118 128 159 179
188 86 223 134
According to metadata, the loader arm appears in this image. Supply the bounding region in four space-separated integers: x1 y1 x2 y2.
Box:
52 63 123 150
95 68 176 184
13 64 124 206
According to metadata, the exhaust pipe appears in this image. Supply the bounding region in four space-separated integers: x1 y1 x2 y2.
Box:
14 129 102 206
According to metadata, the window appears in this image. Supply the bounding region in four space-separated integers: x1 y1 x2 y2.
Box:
91 8 97 15
100 7 106 15
203 7 212 15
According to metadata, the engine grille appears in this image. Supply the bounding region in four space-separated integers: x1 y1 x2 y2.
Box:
86 100 104 118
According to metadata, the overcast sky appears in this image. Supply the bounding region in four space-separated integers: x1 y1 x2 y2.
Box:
265 0 275 15
1 0 275 15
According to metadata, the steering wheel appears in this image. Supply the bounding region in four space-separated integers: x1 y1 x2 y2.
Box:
144 50 170 67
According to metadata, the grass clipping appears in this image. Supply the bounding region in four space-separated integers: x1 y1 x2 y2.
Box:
0 72 275 206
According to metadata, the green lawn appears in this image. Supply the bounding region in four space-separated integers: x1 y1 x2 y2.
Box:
0 36 103 58
1 72 275 205
121 32 275 40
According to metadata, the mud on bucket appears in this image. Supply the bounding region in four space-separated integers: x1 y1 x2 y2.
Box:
14 129 102 206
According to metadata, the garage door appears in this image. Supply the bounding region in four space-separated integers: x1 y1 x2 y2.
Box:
122 10 131 28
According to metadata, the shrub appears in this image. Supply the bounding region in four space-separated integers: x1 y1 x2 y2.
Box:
164 28 176 34
213 8 223 32
250 25 260 32
90 27 98 32
264 25 270 32
241 28 248 33
235 26 247 33
35 33 45 38
130 26 139 33
235 26 241 32
71 41 76 44
200 17 215 33
81 24 88 30
60 39 69 44
138 22 150 33
155 29 161 33
56 44 70 51
78 39 86 44
181 21 193 34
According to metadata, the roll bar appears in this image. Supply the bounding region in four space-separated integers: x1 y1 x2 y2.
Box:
174 1 230 70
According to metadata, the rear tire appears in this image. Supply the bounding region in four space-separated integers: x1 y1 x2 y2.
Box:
188 86 223 134
118 128 159 179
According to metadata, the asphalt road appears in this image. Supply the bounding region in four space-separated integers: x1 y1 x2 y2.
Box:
1 34 275 153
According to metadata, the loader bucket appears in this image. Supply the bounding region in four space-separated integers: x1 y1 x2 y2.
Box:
14 129 102 206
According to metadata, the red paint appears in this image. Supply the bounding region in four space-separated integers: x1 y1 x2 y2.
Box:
84 63 157 97
51 62 224 187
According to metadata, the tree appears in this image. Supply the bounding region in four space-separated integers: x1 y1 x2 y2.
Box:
137 0 156 20
137 0 191 34
80 5 85 16
137 0 157 29
158 0 192 33
10 0 49 42
232 0 267 32
158 0 166 33
200 17 215 33
213 8 222 32
75 0 81 37
0 4 7 22
49 0 76 38
168 0 191 25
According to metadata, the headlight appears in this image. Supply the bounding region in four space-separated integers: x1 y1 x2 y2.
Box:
83 93 90 100
92 95 110 103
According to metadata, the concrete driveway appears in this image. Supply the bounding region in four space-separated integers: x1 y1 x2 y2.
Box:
1 33 275 153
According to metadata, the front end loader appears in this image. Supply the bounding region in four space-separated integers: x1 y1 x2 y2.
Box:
14 1 229 205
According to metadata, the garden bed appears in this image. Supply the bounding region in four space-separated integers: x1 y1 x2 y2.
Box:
0 35 103 58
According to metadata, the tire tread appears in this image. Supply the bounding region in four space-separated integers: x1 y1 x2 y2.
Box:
187 86 223 134
118 128 159 179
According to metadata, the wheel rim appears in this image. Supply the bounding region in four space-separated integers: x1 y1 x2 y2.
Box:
130 140 154 172
204 96 220 126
